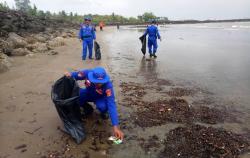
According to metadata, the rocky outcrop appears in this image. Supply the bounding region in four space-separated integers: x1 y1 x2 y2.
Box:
0 52 11 73
0 9 78 73
48 37 66 47
0 39 12 56
33 34 47 43
33 43 49 53
11 48 31 56
0 10 78 37
6 32 27 48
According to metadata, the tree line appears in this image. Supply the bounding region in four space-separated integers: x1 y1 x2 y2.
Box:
0 0 169 24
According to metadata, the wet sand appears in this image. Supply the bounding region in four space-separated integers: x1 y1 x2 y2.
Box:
104 24 250 158
1 23 250 158
0 33 112 158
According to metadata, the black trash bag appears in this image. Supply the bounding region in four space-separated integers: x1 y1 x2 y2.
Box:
51 76 85 144
139 34 147 55
94 41 101 60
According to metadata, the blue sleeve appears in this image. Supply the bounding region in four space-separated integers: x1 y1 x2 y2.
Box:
105 83 119 126
92 27 96 40
70 69 88 80
156 27 161 39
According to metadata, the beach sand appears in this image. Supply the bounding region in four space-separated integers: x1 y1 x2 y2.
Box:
0 23 250 158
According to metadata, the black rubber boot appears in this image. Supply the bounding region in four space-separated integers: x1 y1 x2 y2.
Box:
153 53 157 58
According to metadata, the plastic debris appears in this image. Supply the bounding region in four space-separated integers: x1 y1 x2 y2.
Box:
108 136 123 144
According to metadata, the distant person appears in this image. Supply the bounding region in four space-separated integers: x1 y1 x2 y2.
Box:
117 23 120 29
79 17 96 60
142 20 161 58
64 67 124 140
99 21 104 31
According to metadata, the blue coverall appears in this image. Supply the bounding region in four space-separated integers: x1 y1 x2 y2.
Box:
71 69 119 126
143 25 161 55
79 24 96 60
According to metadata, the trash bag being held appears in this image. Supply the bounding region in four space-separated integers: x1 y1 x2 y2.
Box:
139 35 147 55
51 76 85 144
94 41 101 60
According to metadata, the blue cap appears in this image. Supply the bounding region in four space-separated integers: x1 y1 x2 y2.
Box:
151 19 156 24
84 16 92 21
88 67 110 84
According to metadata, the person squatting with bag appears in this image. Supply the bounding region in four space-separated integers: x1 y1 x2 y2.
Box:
79 17 96 60
65 67 124 140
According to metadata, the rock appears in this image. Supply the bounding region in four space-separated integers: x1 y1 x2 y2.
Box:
60 31 75 38
0 10 78 37
0 39 12 56
0 52 11 73
47 37 65 47
61 32 68 38
33 34 47 43
33 43 48 53
66 30 77 37
25 36 38 44
26 43 37 51
6 32 27 48
47 50 58 55
12 48 31 56
26 53 35 58
26 42 49 53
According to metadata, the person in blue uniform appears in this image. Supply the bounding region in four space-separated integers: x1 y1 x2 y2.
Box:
79 17 96 60
143 20 161 58
64 67 124 140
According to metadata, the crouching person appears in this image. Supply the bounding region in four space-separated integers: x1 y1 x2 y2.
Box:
65 67 124 140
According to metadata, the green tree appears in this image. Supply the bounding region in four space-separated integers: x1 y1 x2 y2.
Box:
111 12 115 24
14 0 30 12
129 17 139 23
142 12 156 22
37 10 45 18
28 4 37 16
58 10 67 20
45 11 52 19
69 12 73 22
0 1 10 11
137 15 143 22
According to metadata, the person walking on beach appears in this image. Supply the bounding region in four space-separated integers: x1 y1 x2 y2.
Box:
99 21 104 31
64 67 124 140
142 20 161 58
79 17 96 60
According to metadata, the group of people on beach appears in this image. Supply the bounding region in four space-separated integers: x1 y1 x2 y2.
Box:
79 17 161 60
64 16 162 142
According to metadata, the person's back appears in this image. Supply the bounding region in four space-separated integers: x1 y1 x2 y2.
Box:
143 21 161 58
147 25 159 39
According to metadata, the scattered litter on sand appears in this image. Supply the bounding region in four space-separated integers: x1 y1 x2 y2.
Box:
159 124 250 158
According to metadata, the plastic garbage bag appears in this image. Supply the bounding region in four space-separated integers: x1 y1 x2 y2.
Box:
139 35 147 55
51 76 85 144
94 41 101 60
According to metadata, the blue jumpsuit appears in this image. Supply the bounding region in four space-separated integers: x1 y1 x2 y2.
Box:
143 25 161 55
79 24 96 60
71 69 119 126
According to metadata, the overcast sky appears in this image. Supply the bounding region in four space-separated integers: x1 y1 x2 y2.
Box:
2 0 250 20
